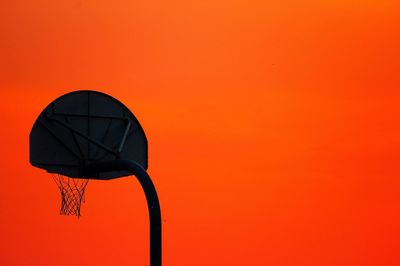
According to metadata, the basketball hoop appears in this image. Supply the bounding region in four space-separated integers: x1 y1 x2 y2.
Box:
29 90 162 266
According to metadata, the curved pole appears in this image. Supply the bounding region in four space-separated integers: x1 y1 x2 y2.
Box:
86 160 162 266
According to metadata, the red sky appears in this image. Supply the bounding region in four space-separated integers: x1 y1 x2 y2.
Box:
1 0 400 265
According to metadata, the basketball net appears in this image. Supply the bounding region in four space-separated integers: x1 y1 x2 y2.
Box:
52 174 89 217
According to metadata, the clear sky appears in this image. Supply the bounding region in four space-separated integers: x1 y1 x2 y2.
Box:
1 0 400 265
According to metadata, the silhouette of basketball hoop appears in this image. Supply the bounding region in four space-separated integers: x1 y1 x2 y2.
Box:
29 90 162 266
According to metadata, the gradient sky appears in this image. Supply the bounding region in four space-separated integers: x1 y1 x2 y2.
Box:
1 0 400 265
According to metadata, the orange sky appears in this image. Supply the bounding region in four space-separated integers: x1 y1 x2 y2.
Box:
1 0 400 265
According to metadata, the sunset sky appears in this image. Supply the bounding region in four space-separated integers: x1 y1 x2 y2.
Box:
1 0 400 265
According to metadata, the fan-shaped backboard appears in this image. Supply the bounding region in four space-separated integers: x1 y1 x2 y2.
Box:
30 90 148 179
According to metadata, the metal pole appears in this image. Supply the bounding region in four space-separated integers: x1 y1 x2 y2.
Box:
86 160 162 266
